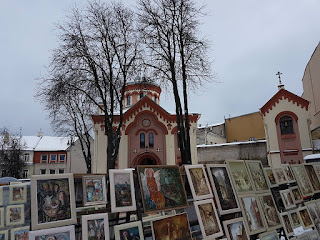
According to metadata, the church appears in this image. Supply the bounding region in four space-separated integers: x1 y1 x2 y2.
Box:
91 79 200 173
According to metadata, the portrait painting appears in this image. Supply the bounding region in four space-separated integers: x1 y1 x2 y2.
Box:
279 212 294 237
109 169 136 213
114 221 144 240
31 173 76 230
82 175 107 206
6 204 24 226
289 186 303 204
151 213 192 240
10 226 29 240
258 193 282 230
239 195 266 235
289 210 301 228
82 213 109 240
282 164 295 183
279 189 296 210
194 199 224 239
273 168 287 185
304 164 320 193
9 184 27 204
29 225 75 240
0 208 4 228
226 160 253 195
206 164 240 215
137 165 188 213
263 168 278 188
290 165 313 197
297 207 315 230
222 217 249 240
185 164 213 201
259 230 279 240
245 161 269 192
0 230 8 240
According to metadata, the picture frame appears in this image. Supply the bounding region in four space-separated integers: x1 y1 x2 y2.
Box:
9 183 27 204
289 186 303 204
10 226 29 240
263 167 278 188
184 164 213 201
273 167 288 185
206 164 240 215
0 230 8 240
238 194 267 235
114 221 144 240
31 173 77 230
137 165 188 213
0 187 3 206
29 225 75 240
0 208 4 228
245 160 269 193
226 160 253 195
297 206 315 230
288 210 301 228
222 217 249 240
257 193 282 231
282 164 296 183
109 169 136 213
279 212 294 237
82 213 109 240
297 229 320 240
258 230 279 240
194 198 224 239
151 213 192 240
290 164 313 197
6 204 25 226
279 189 296 210
303 200 320 227
82 175 107 206
304 163 320 193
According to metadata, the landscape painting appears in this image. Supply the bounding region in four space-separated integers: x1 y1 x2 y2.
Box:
223 218 249 240
82 175 107 206
29 225 75 240
258 194 282 230
114 221 144 240
246 161 269 192
291 165 313 197
82 213 109 240
137 166 188 213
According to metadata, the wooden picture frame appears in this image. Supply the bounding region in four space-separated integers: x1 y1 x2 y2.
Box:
279 212 294 237
279 189 296 210
6 204 25 226
185 164 213 201
82 213 109 240
0 208 4 228
137 165 188 213
290 164 313 197
206 164 240 215
31 173 77 230
273 167 288 185
288 210 301 228
297 206 315 230
282 164 296 183
304 163 320 193
10 226 29 240
226 160 253 195
82 175 107 206
0 230 8 240
245 160 269 193
9 183 27 204
114 221 144 240
238 194 267 235
222 217 249 240
29 225 75 240
109 169 136 213
194 198 224 239
263 167 278 188
289 186 303 204
258 230 279 240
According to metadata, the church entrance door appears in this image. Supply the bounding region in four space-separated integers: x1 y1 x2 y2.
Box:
132 152 161 167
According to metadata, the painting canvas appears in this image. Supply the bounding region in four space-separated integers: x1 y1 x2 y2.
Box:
0 230 8 240
82 213 109 240
151 213 192 240
185 164 213 201
297 207 315 230
259 230 279 240
114 221 144 240
9 184 27 204
6 204 24 226
273 168 287 185
279 189 296 210
0 208 4 229
304 201 320 230
263 168 278 188
137 165 188 213
82 175 107 206
206 164 240 215
10 227 29 240
289 210 301 228
290 165 313 197
110 169 136 213
226 160 253 195
290 186 303 204
304 164 320 193
245 161 269 192
223 217 249 240
258 193 282 231
29 225 75 240
297 230 320 240
282 164 295 183
279 212 294 237
31 174 76 230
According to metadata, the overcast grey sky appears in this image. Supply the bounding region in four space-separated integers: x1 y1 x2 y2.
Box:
1 0 319 136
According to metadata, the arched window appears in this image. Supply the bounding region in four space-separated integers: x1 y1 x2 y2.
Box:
140 92 144 99
140 133 145 148
153 96 157 103
149 133 154 148
126 95 131 106
280 116 294 135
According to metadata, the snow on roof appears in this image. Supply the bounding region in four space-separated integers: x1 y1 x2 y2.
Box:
197 140 266 148
198 122 225 129
21 136 41 151
34 136 71 151
304 154 320 161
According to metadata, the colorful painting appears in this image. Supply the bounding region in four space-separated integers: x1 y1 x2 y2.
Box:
137 166 188 213
0 230 8 240
291 165 313 197
151 213 192 240
82 175 107 206
6 204 24 226
87 219 105 240
246 161 269 192
263 168 278 188
258 194 282 230
29 226 75 240
304 164 320 192
9 184 27 204
119 227 139 240
280 212 294 237
273 168 287 185
223 218 249 240
35 232 70 240
82 213 109 240
10 227 29 240
207 164 240 215
226 160 253 194
114 221 144 240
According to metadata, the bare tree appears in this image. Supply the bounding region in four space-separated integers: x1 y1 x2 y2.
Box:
138 0 212 164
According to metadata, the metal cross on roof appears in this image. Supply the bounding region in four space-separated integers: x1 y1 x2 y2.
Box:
276 71 283 85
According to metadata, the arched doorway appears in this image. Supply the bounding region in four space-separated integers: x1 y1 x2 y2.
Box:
132 152 161 167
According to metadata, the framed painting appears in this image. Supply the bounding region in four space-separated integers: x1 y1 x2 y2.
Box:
10 226 29 240
290 164 313 197
304 201 320 228
0 230 8 240
9 183 27 204
31 173 77 230
313 164 320 177
222 217 249 240
258 230 279 240
185 164 213 201
245 160 269 193
226 160 253 195
282 164 296 183
297 229 320 240
29 225 75 240
109 169 136 213
288 210 301 228
238 194 267 235
289 186 303 204
6 204 24 226
82 213 109 240
206 164 240 215
273 167 288 185
114 221 144 240
279 189 296 210
194 198 224 239
137 165 188 213
279 212 294 237
257 193 282 231
314 199 320 217
304 164 320 193
151 213 192 240
82 175 107 206
263 167 278 188
0 208 4 228
297 206 314 230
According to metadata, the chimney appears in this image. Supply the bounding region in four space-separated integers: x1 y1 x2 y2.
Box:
37 130 44 137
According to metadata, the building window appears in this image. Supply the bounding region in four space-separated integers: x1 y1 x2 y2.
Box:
50 169 56 174
59 169 65 174
280 116 294 135
22 169 28 178
59 154 66 163
50 154 57 163
249 137 256 141
1 170 6 177
126 95 131 106
40 169 46 174
140 133 145 148
154 96 157 103
24 153 29 162
41 155 48 163
149 133 154 148
140 92 144 99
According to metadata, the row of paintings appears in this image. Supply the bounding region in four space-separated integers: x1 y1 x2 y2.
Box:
0 226 29 240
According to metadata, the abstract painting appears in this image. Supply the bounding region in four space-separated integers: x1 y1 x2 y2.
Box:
245 161 269 192
258 193 282 230
263 168 278 188
82 213 109 240
114 221 144 240
6 204 24 226
223 217 249 240
29 225 75 240
10 227 29 240
82 175 107 206
290 165 313 197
